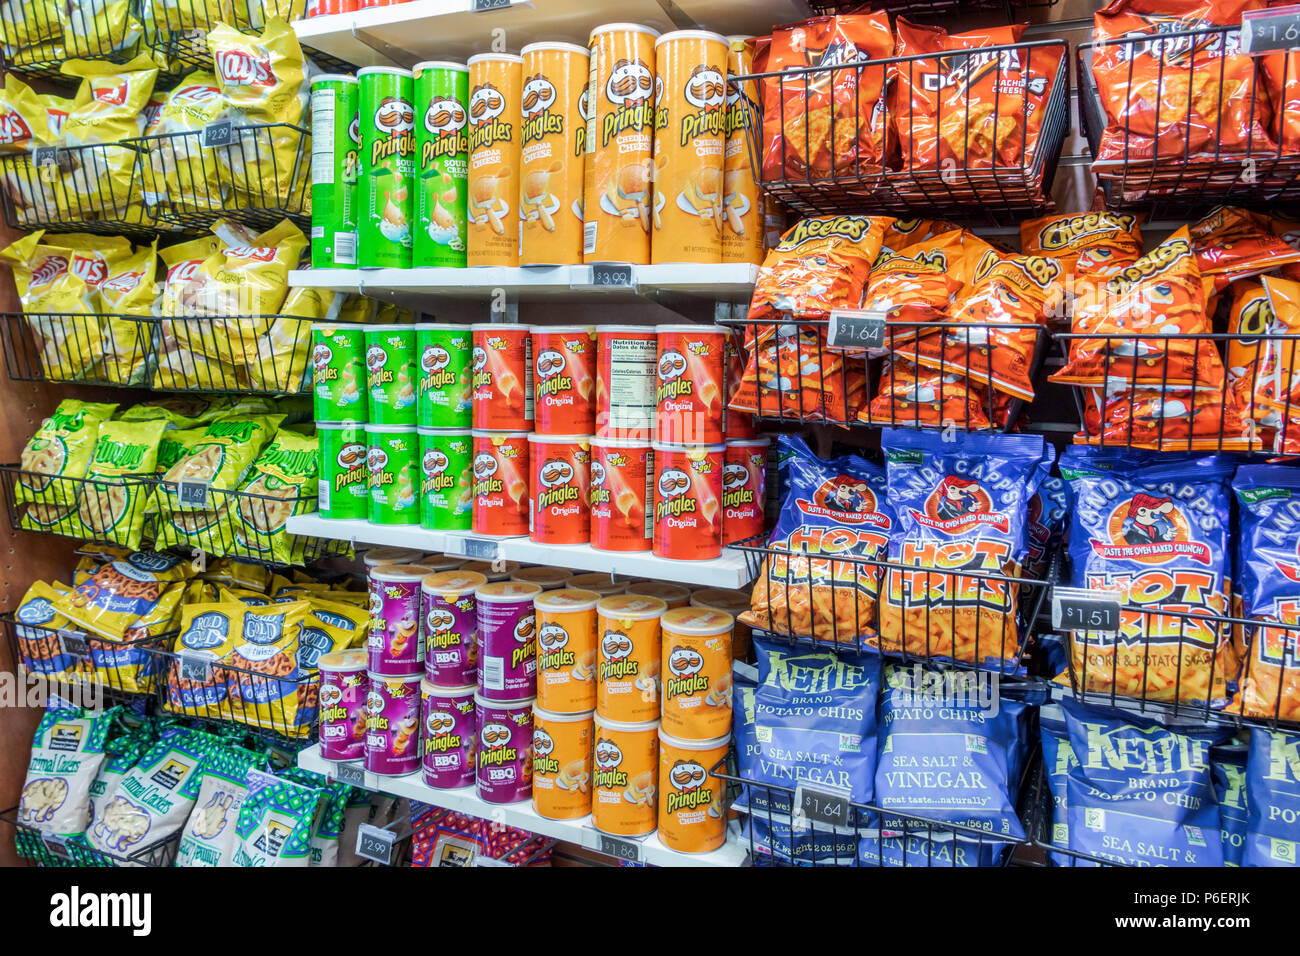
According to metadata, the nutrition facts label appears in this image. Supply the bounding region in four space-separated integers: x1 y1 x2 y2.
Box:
310 88 336 185
607 338 657 430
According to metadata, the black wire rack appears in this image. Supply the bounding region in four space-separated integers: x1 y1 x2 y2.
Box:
0 312 317 394
1 807 182 867
733 38 1070 225
0 465 158 548
806 0 1059 17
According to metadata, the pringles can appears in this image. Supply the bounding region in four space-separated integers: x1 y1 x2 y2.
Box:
420 681 476 789
532 325 596 435
596 594 665 723
472 323 533 430
534 588 600 714
660 607 733 740
418 426 472 531
722 437 768 544
467 53 522 266
626 581 689 609
357 66 415 269
471 430 529 537
652 442 724 560
656 324 726 443
476 582 543 701
413 60 469 268
595 325 657 440
416 323 472 428
318 648 368 760
583 23 659 265
310 74 360 269
366 425 420 525
364 672 422 776
365 324 418 426
529 434 590 545
312 323 367 421
512 567 572 591
475 693 534 803
592 714 659 836
317 421 368 520
691 587 752 661
588 436 652 552
519 42 588 265
532 706 594 820
722 36 762 265
368 564 428 675
657 730 728 853
651 31 727 264
421 570 486 687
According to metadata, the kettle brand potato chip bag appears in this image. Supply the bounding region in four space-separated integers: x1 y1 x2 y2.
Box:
75 419 166 547
17 399 117 510
231 430 318 566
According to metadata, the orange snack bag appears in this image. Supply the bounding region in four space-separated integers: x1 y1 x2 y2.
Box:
748 214 889 322
1079 384 1258 451
878 217 962 256
861 358 997 429
1256 275 1300 421
1019 211 1144 303
729 326 865 422
1190 206 1300 294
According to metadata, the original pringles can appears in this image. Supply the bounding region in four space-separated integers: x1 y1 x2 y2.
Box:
589 436 652 552
532 325 596 435
472 323 533 430
357 66 415 269
534 588 600 714
652 442 724 560
318 648 368 761
660 606 733 740
519 42 588 265
471 430 529 537
310 74 360 269
475 693 534 804
592 713 659 837
655 324 726 443
722 437 768 544
413 60 469 268
532 706 594 820
583 23 659 265
651 31 727 265
312 323 367 422
596 594 665 723
368 564 428 675
417 323 472 428
317 421 368 521
529 433 590 546
365 324 418 426
658 729 728 853
722 36 762 265
420 680 476 789
595 325 657 440
364 671 422 776
467 52 522 267
418 427 472 532
476 581 543 701
367 425 420 525
421 570 486 687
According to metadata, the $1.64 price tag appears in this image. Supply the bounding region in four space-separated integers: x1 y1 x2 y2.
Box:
1051 587 1123 633
1242 5 1300 53
827 309 887 351
794 781 852 829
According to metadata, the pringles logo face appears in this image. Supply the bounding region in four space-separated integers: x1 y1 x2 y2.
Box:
478 721 517 767
677 64 727 147
520 73 562 146
592 736 628 789
665 644 708 700
422 96 468 161
601 57 654 146
468 82 511 150
598 630 637 681
532 727 560 776
537 622 574 671
665 758 713 814
371 96 415 164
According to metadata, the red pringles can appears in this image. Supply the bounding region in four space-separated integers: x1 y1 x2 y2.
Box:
596 325 658 441
472 430 530 537
651 442 724 561
722 438 768 544
529 434 591 545
472 323 534 431
655 325 726 444
532 326 596 436
589 436 653 553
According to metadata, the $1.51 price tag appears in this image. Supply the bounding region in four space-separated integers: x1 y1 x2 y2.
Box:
827 309 887 351
1051 587 1123 633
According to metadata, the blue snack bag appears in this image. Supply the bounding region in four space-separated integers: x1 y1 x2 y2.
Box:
1212 745 1248 867
1059 448 1235 708
879 429 1047 670
1039 703 1093 867
1027 474 1069 581
1060 698 1232 866
857 829 1004 867
1244 727 1300 867
744 815 859 866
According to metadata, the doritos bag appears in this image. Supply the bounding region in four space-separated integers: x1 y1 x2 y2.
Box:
748 215 889 322
1190 206 1300 293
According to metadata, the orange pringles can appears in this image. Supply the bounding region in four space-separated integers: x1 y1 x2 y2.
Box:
657 729 729 853
583 23 659 265
519 42 588 266
595 594 665 723
660 607 733 741
592 713 659 837
625 581 689 609
467 53 522 266
722 437 768 544
472 323 533 430
595 325 658 440
532 705 594 820
655 324 726 444
652 442 724 561
651 30 727 265
722 36 763 265
534 587 600 713
589 436 653 552
531 325 596 435
471 430 530 537
691 587 751 661
528 434 591 546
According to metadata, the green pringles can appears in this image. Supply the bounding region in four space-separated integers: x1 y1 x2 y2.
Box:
358 65 416 269
366 424 420 525
364 324 417 425
418 426 472 531
309 74 360 269
312 323 367 421
317 421 369 520
415 322 472 428
413 61 469 268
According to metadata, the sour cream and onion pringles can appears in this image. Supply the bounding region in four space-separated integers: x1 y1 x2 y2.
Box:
413 60 469 268
467 53 523 266
520 42 589 265
418 426 473 532
312 323 367 421
416 323 473 428
317 421 368 520
357 66 415 268
310 74 360 268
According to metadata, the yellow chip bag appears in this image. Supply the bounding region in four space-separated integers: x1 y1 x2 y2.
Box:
16 399 118 512
75 418 166 547
189 218 307 319
12 580 91 683
0 73 50 153
230 430 317 566
0 231 102 380
97 239 157 386
214 583 274 606
294 596 369 669
201 555 273 592
1 0 63 50
59 0 141 58
161 414 282 510
54 549 194 642
246 287 337 392
140 73 227 214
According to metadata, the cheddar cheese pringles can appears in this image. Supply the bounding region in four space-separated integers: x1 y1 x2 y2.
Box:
583 23 659 265
651 30 727 265
657 729 728 853
592 713 659 837
532 706 594 820
358 66 416 268
413 60 469 268
660 607 733 740
722 36 763 265
534 588 600 713
520 42 588 265
467 53 522 266
596 594 665 723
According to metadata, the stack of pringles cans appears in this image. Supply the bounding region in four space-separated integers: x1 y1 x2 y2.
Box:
308 26 767 270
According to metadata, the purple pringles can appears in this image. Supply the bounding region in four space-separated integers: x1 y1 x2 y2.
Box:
420 680 476 789
476 581 542 700
421 570 487 687
368 564 428 676
364 672 422 776
318 649 369 761
475 693 535 804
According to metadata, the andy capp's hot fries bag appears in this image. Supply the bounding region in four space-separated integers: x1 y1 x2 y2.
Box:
75 419 166 547
880 428 1048 669
741 434 893 645
748 215 889 322
1060 447 1234 707
54 549 194 643
16 399 117 514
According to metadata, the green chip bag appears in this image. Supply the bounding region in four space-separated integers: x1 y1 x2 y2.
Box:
116 397 214 428
75 419 165 548
161 415 281 510
232 775 321 868
231 430 317 566
17 399 119 511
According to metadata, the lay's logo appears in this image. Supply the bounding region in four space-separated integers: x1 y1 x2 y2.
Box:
91 81 128 105
215 50 276 87
31 255 68 287
71 255 110 288
168 259 204 283
101 270 144 295
227 245 277 262
0 109 32 144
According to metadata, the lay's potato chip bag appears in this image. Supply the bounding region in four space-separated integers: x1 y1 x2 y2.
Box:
96 240 157 386
0 231 102 381
139 73 228 214
245 286 337 393
59 0 140 59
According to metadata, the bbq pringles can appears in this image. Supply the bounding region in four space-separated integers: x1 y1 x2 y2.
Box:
476 581 543 701
313 323 367 421
472 430 529 537
472 323 533 430
722 437 768 544
589 436 653 552
595 325 657 440
413 61 469 268
583 23 659 265
532 325 596 435
310 74 360 269
655 324 727 443
416 323 472 428
652 442 724 560
421 681 476 789
519 42 588 265
365 672 422 776
317 421 368 520
475 694 534 803
418 427 472 531
422 570 486 687
722 36 762 265
651 31 727 265
529 434 591 546
357 66 415 269
467 53 522 267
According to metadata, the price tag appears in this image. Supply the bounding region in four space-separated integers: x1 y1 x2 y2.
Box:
333 761 366 787
1051 587 1123 633
794 781 853 829
202 121 233 148
178 653 211 683
471 0 511 10
447 536 498 561
578 264 635 289
177 480 209 508
583 826 642 862
33 146 58 167
57 630 92 662
827 309 887 350
356 823 395 865
42 833 71 859
1242 5 1300 53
